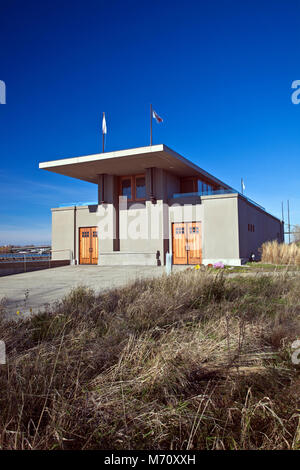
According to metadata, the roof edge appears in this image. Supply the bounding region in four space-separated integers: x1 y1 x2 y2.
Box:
39 144 165 168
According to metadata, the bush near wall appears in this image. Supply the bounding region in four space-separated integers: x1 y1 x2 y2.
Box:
261 241 300 265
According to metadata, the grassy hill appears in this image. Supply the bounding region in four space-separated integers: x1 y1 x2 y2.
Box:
0 270 300 450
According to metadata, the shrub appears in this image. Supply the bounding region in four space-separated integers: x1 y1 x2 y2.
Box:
261 241 300 265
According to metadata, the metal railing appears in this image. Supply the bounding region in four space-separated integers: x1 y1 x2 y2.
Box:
0 249 73 272
59 201 98 207
172 189 265 211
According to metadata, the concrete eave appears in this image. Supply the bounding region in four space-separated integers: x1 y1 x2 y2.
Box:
39 144 231 189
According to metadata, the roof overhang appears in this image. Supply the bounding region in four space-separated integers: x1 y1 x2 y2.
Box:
39 144 231 189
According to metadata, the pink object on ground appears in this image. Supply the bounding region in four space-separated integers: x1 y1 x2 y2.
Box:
213 262 224 268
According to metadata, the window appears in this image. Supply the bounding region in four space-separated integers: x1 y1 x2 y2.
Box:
181 177 197 193
201 182 214 195
197 180 203 193
135 176 146 200
120 175 146 201
120 177 132 200
181 177 216 195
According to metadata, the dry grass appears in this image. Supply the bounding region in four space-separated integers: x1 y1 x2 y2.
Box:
261 240 300 265
0 270 300 450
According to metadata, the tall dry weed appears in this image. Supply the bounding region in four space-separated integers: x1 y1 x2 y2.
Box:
261 241 300 265
0 270 299 449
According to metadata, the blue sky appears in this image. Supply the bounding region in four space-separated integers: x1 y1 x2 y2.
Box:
0 0 300 244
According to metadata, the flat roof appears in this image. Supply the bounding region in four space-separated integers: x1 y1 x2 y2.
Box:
39 144 231 189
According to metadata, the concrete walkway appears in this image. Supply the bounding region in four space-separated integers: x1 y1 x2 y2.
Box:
0 265 186 319
0 265 299 320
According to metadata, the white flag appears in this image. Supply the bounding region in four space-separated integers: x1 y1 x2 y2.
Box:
102 113 107 134
242 179 246 191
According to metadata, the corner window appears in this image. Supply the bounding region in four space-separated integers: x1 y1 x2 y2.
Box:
197 179 215 194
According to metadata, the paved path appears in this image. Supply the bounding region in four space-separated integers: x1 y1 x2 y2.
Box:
0 265 187 319
0 265 299 320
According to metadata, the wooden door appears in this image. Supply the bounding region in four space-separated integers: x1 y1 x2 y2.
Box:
79 227 98 264
91 228 98 265
172 222 202 265
172 223 188 264
187 222 202 265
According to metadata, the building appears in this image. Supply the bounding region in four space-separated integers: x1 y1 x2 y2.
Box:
39 144 284 266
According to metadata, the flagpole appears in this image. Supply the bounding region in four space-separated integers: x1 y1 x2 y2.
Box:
102 112 105 153
150 104 152 146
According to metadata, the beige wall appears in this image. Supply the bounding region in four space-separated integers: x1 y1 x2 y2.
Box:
238 198 283 261
51 207 75 261
52 206 100 262
169 194 241 265
118 200 165 263
52 202 165 264
169 194 280 265
202 194 240 264
51 170 282 267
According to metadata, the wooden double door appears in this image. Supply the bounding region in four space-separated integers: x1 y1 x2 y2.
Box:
79 227 98 264
172 222 202 265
